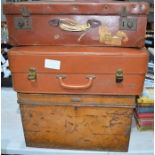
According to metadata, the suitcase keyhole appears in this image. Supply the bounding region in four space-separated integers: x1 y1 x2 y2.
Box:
18 20 25 28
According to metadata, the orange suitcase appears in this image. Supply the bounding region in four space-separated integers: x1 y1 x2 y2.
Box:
8 46 148 95
18 93 135 151
3 1 149 47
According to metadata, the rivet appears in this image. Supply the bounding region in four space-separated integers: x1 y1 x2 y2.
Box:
139 4 144 11
72 6 79 11
54 34 60 40
103 5 108 10
132 4 137 8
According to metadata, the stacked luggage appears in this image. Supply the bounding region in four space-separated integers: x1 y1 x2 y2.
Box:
3 0 149 152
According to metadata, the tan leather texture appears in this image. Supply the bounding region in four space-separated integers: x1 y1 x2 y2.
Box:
3 2 149 47
18 93 135 151
8 46 148 95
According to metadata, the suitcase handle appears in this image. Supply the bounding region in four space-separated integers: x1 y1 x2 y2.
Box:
56 74 96 90
49 18 101 32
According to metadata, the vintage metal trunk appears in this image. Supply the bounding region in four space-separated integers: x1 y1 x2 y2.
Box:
18 93 135 151
8 46 148 95
3 1 149 47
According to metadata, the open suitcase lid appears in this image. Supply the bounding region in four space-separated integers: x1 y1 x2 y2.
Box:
3 1 149 15
9 46 148 74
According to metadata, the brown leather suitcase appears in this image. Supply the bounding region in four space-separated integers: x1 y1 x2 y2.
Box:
8 46 148 95
18 93 135 151
3 1 149 47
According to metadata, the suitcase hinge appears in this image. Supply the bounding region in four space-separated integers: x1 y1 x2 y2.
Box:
116 69 123 83
119 7 137 31
28 68 37 81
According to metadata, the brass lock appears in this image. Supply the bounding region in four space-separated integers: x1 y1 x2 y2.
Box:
120 18 137 31
116 69 123 83
14 7 31 29
15 17 32 29
119 6 137 31
28 68 37 81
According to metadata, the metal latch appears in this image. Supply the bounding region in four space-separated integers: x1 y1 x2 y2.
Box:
28 68 37 81
20 6 30 17
116 69 123 83
14 6 32 29
119 7 137 31
71 97 81 102
15 17 32 29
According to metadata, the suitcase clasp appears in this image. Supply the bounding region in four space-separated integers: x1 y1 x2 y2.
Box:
119 7 137 31
15 17 32 29
28 68 37 81
116 69 123 83
14 7 31 29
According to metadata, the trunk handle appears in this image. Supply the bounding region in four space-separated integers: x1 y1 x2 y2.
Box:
56 74 96 90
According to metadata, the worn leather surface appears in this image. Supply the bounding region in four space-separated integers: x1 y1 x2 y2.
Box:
3 2 149 47
3 1 149 15
8 46 148 95
18 93 134 151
